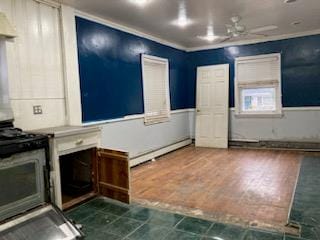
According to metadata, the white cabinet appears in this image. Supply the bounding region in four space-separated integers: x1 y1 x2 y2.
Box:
35 126 101 209
35 125 131 210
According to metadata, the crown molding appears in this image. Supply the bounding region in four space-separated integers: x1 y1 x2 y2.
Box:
74 10 187 51
62 4 320 53
186 29 320 52
34 0 61 7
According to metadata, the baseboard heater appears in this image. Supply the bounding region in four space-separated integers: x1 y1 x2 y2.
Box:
229 140 320 151
130 138 192 167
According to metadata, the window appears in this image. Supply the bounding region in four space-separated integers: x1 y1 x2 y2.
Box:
235 53 282 116
141 54 170 125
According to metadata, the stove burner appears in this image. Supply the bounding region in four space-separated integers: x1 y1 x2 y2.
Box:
0 127 48 158
0 128 35 140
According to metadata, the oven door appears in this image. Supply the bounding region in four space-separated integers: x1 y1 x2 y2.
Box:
0 149 46 222
0 204 84 240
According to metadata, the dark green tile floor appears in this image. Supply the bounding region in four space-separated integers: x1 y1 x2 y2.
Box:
65 197 290 240
65 157 319 240
288 156 320 240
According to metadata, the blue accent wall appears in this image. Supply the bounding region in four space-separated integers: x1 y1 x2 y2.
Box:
76 16 320 122
76 17 189 122
187 34 320 108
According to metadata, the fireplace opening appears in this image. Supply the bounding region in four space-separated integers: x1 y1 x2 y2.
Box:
59 148 96 209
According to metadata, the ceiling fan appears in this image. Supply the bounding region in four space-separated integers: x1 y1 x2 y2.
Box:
197 16 278 43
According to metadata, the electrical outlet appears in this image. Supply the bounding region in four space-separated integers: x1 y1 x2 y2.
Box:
33 105 43 115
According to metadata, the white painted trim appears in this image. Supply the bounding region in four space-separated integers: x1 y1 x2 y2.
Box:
283 106 320 111
130 139 192 167
82 108 194 126
234 113 283 118
60 5 83 126
73 106 319 127
74 10 186 51
83 114 143 126
172 108 195 113
187 29 320 52
230 106 320 111
34 0 61 8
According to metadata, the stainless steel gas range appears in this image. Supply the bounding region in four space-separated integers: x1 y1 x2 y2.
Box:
0 120 84 240
0 13 83 239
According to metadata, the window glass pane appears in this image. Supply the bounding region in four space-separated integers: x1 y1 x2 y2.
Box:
241 88 276 112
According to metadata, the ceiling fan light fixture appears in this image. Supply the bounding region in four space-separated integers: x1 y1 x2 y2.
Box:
197 35 220 42
250 25 278 33
232 32 240 38
231 16 241 23
128 0 151 7
197 25 221 42
171 1 193 28
171 17 193 28
235 25 245 32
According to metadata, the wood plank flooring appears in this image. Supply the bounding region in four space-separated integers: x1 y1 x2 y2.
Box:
131 146 302 228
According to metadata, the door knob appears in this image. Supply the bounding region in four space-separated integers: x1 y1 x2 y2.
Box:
196 109 200 113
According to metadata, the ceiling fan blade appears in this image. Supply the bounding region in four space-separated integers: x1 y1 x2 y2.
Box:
219 36 232 43
249 25 278 33
248 33 268 37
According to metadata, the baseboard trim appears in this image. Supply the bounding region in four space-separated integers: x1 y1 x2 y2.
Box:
130 139 192 167
229 140 320 151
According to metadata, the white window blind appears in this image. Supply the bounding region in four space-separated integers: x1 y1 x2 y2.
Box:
142 55 170 125
237 55 280 86
235 53 282 115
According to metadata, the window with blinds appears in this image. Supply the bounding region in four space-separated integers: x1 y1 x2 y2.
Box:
141 54 170 125
235 53 282 116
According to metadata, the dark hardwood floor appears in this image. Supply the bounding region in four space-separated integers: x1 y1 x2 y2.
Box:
131 146 302 228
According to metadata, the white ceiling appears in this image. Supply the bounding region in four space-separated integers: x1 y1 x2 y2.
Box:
60 0 320 49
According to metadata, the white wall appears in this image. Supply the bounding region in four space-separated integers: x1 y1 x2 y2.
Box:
229 108 320 142
98 110 192 158
189 107 320 142
0 0 66 130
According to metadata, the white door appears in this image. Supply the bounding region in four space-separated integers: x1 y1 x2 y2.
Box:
195 64 229 148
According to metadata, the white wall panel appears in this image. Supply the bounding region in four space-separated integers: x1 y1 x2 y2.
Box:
60 5 82 126
100 111 191 158
0 0 66 130
11 99 66 130
189 108 320 142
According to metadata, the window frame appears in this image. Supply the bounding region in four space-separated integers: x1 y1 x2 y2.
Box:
141 54 171 125
234 53 283 117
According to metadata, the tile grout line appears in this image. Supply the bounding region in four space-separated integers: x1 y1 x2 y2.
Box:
203 221 216 236
173 216 186 229
100 205 147 239
119 205 161 239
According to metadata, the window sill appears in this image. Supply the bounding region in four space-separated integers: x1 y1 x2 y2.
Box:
235 113 283 118
144 118 170 126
